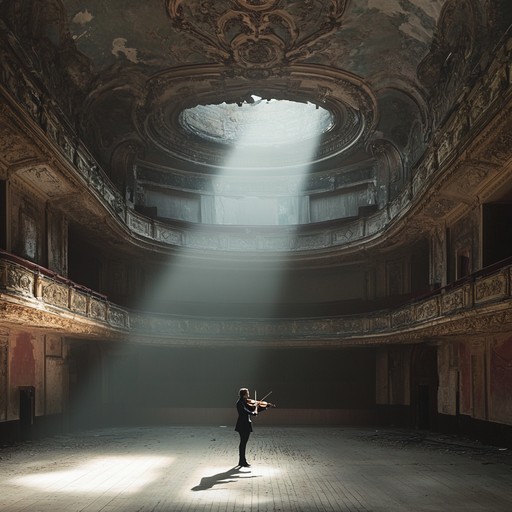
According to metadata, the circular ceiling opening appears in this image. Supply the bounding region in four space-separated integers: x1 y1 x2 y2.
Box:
179 96 334 146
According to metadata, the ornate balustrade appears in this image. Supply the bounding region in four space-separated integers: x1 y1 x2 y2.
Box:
2 252 512 345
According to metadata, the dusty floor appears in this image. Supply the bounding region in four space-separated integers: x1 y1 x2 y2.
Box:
0 426 511 511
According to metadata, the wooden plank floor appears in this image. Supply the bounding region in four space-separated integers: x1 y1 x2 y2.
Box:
0 425 511 511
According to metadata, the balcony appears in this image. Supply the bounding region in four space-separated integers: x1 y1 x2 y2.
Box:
2 251 512 346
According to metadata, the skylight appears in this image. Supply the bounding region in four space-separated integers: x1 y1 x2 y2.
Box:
179 97 333 146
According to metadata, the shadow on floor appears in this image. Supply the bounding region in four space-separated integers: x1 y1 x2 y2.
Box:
191 466 259 491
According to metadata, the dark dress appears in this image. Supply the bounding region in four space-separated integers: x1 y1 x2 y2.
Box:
235 397 256 465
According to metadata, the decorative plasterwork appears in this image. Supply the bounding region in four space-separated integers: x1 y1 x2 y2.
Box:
16 165 74 199
440 160 500 202
0 119 43 171
0 31 511 260
166 0 347 75
3 253 512 346
139 64 377 169
475 271 510 304
134 2 375 169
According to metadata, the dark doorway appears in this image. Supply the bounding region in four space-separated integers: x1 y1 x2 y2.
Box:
482 203 512 266
19 386 35 440
417 384 430 429
410 345 438 430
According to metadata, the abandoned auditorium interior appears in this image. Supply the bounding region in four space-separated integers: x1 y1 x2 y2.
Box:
1 0 512 452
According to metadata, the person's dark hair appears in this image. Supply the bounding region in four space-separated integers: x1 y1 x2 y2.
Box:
239 387 249 397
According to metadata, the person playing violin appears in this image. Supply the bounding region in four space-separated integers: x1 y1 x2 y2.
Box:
235 387 258 468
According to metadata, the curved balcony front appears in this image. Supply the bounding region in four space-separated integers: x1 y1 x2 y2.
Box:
2 251 512 347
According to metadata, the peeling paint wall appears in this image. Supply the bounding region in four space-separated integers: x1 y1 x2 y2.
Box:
375 346 412 407
45 335 66 416
489 336 512 425
46 207 68 276
10 187 45 264
458 341 472 415
437 336 512 426
1 330 67 424
8 331 42 420
9 183 68 271
437 343 458 416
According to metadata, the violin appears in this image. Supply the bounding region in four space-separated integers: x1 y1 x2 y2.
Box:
246 398 277 409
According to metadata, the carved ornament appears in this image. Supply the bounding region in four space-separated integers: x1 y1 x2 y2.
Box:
441 288 466 314
166 0 347 72
416 299 439 322
41 281 69 309
0 121 41 166
475 273 508 304
139 64 377 169
3 253 512 346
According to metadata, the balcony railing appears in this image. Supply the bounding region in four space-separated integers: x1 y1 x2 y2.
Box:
1 250 511 344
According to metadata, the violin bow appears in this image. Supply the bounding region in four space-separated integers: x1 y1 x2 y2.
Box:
254 390 258 413
260 390 272 402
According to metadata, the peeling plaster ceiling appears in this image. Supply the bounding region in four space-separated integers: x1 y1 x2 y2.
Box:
65 0 442 82
1 0 507 186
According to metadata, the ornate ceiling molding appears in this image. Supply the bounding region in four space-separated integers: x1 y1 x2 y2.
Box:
155 2 372 170
137 63 377 170
165 0 347 76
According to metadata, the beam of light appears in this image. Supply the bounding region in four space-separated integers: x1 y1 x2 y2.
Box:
68 97 325 429
141 96 323 316
9 455 173 494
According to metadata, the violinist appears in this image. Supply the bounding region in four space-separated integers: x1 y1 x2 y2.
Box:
235 387 258 468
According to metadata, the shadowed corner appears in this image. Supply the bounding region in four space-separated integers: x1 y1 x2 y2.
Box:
191 466 260 491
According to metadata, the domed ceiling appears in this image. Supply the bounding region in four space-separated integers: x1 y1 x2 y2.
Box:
1 0 505 196
59 0 449 175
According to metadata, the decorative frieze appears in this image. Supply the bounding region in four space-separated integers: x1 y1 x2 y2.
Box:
370 315 390 331
108 306 128 329
128 211 152 237
334 221 364 244
437 133 452 165
41 280 69 308
415 298 439 322
294 233 330 251
475 272 509 304
154 224 183 246
392 307 414 327
333 317 364 334
441 288 466 314
70 289 87 315
3 262 34 297
422 198 457 220
187 232 227 251
260 236 291 251
480 126 512 166
228 235 259 251
2 261 512 344
89 298 107 321
388 191 411 222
